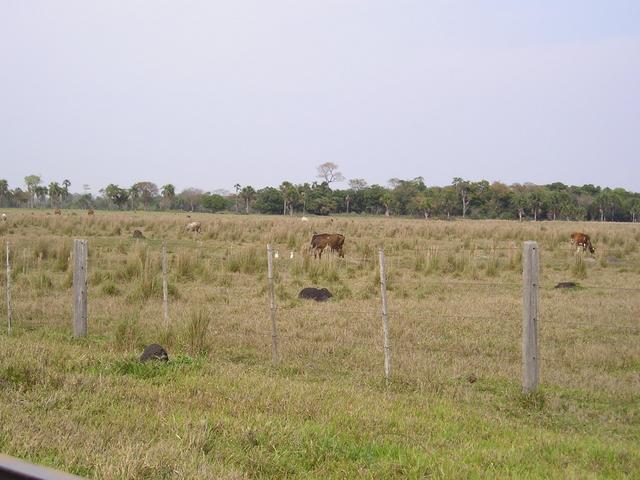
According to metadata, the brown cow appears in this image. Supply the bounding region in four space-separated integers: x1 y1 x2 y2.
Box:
310 233 345 258
570 232 595 254
54 208 61 215
87 209 95 216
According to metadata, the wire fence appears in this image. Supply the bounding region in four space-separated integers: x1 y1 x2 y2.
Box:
2 236 639 392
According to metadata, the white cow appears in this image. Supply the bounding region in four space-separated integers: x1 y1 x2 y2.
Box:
301 216 309 222
1 213 6 222
185 221 201 233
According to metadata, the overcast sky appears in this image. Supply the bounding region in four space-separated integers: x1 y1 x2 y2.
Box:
1 1 639 194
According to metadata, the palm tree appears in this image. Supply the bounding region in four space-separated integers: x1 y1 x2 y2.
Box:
48 182 61 207
240 186 256 214
380 192 393 216
0 179 8 207
161 184 175 209
234 184 241 213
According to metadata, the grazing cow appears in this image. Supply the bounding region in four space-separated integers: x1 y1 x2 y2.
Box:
1 213 6 222
54 209 61 215
186 221 201 233
570 232 595 254
131 229 145 239
310 233 345 258
87 209 95 216
301 216 309 222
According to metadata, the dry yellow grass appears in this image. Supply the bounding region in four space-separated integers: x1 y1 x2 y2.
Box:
0 209 639 478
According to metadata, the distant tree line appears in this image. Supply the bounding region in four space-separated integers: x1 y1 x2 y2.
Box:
1 165 639 222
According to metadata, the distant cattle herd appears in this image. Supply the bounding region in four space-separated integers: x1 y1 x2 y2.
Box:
2 209 600 262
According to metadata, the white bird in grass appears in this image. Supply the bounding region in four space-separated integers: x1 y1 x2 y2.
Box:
289 251 294 259
274 250 279 259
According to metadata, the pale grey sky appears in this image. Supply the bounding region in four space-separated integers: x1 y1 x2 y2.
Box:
1 1 639 194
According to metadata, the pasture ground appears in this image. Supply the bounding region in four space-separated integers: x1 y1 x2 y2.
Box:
0 210 639 478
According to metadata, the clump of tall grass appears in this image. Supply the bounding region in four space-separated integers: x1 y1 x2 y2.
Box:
443 252 470 276
128 262 161 300
102 280 120 296
306 259 340 283
27 271 54 291
114 314 144 351
183 307 212 356
226 248 265 275
572 254 587 279
485 253 500 277
507 248 522 272
424 247 440 274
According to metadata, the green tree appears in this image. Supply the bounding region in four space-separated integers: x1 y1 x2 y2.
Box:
432 187 457 219
410 191 432 219
131 182 158 210
527 189 547 221
512 193 529 221
254 187 284 214
104 184 129 209
390 177 426 215
629 197 640 222
452 177 472 218
24 174 42 208
202 193 229 212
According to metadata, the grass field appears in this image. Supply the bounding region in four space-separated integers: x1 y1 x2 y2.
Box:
0 209 639 478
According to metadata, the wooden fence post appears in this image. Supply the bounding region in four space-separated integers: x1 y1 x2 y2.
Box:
162 242 169 329
267 244 279 365
5 241 12 335
379 247 391 384
73 239 88 338
522 241 539 393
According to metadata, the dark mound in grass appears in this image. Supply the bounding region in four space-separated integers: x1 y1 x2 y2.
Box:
298 287 333 302
140 344 169 362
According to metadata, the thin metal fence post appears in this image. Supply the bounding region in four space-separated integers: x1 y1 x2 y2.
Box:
5 241 12 335
267 244 279 365
162 242 169 329
522 241 539 393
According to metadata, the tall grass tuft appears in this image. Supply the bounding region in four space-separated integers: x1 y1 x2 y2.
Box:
114 314 144 351
572 254 587 279
183 307 212 356
226 248 265 274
